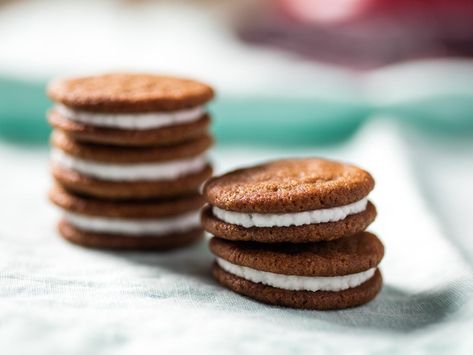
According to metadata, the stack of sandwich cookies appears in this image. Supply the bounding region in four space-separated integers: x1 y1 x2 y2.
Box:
202 159 384 309
47 73 214 249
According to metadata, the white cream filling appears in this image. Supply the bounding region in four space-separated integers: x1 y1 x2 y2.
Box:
55 104 205 130
63 210 200 236
51 148 208 181
217 258 376 292
212 198 368 228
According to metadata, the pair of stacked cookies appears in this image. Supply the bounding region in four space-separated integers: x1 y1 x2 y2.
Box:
48 73 214 250
202 159 384 309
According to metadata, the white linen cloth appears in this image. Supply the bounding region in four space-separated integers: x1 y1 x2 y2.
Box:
0 120 472 355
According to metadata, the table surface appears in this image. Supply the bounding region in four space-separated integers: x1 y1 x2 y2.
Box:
0 120 472 355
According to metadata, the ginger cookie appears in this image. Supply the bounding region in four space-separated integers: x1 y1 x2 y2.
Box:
47 73 214 146
50 186 204 250
50 129 212 199
202 158 376 243
209 232 384 309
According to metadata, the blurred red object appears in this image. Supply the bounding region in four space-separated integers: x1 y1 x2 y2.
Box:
278 0 372 24
238 0 473 69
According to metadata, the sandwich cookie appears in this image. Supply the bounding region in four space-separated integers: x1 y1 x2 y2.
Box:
49 185 204 250
48 73 214 146
210 232 384 309
202 159 376 243
50 130 212 199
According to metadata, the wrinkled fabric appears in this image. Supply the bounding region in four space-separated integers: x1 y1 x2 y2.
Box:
0 120 472 355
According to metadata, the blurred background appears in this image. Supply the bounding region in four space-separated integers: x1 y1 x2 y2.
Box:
1 0 473 144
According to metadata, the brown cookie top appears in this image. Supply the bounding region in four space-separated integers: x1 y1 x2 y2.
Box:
49 185 204 218
213 263 382 310
48 73 214 112
51 130 212 163
203 159 375 213
209 231 384 276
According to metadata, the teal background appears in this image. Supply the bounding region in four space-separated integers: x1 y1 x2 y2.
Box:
1 75 473 145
